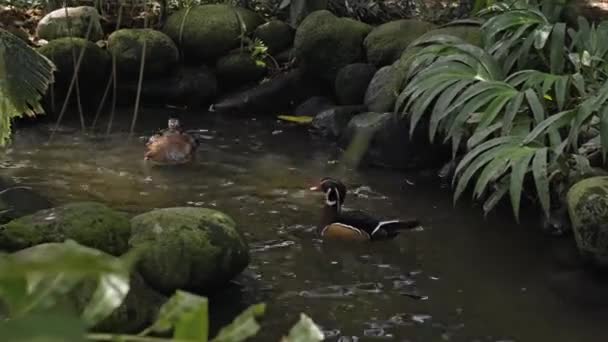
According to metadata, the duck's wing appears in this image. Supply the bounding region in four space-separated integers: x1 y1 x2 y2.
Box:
337 209 420 239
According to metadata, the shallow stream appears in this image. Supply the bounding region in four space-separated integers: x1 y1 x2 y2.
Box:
2 109 606 341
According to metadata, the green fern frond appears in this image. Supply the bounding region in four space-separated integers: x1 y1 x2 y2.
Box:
0 29 56 147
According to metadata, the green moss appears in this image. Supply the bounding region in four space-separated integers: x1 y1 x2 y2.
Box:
216 51 267 87
567 177 608 263
253 20 294 54
163 4 262 62
129 207 249 294
38 37 110 88
334 63 376 105
0 202 131 255
363 19 436 67
419 24 482 46
107 28 178 79
294 10 372 81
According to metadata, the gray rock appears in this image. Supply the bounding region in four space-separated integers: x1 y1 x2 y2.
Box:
36 6 104 41
253 20 294 54
312 105 367 137
335 63 377 105
340 112 449 170
294 96 335 116
212 69 321 115
0 186 52 224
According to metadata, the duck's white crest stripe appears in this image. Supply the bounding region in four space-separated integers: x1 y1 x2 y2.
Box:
370 220 401 236
321 223 370 239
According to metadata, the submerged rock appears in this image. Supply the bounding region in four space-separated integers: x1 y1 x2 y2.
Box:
36 6 104 41
216 51 267 89
38 37 110 95
340 112 449 170
0 202 131 255
567 177 608 267
212 69 320 115
107 28 179 79
335 63 377 105
0 186 53 224
253 20 294 54
364 19 436 67
163 4 263 62
294 10 372 81
312 105 367 138
129 207 250 294
294 96 335 116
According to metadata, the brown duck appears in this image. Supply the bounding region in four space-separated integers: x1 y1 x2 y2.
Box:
144 117 198 165
310 177 421 241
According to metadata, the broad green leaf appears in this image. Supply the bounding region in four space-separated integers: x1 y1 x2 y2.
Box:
454 136 520 178
174 304 209 341
534 24 553 50
409 79 459 136
532 148 550 218
550 23 566 74
0 241 133 321
151 290 208 333
0 313 86 342
468 122 503 149
554 75 568 110
282 314 324 342
476 94 513 131
429 80 475 140
509 150 536 221
0 29 55 146
472 146 518 199
211 303 266 342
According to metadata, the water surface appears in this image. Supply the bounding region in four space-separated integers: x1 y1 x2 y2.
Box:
2 109 607 341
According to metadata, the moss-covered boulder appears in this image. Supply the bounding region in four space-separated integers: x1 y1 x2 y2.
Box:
163 4 263 62
335 63 377 105
364 64 399 113
0 187 53 224
107 28 179 79
253 20 294 54
0 202 131 255
36 6 104 41
363 19 436 67
294 10 372 81
129 207 250 294
216 51 267 88
567 177 608 266
419 24 482 46
38 37 110 91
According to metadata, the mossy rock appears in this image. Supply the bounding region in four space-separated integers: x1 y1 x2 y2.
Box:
0 202 131 255
419 24 482 46
335 63 377 105
129 207 250 294
363 19 436 67
36 6 104 41
163 4 263 62
38 37 110 90
253 20 294 54
567 176 608 266
294 10 372 81
364 64 399 113
107 28 179 79
216 51 267 88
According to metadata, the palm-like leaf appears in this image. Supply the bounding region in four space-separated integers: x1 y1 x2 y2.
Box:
0 29 55 146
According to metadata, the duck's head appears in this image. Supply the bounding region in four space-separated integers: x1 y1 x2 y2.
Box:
168 117 181 130
310 177 347 208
